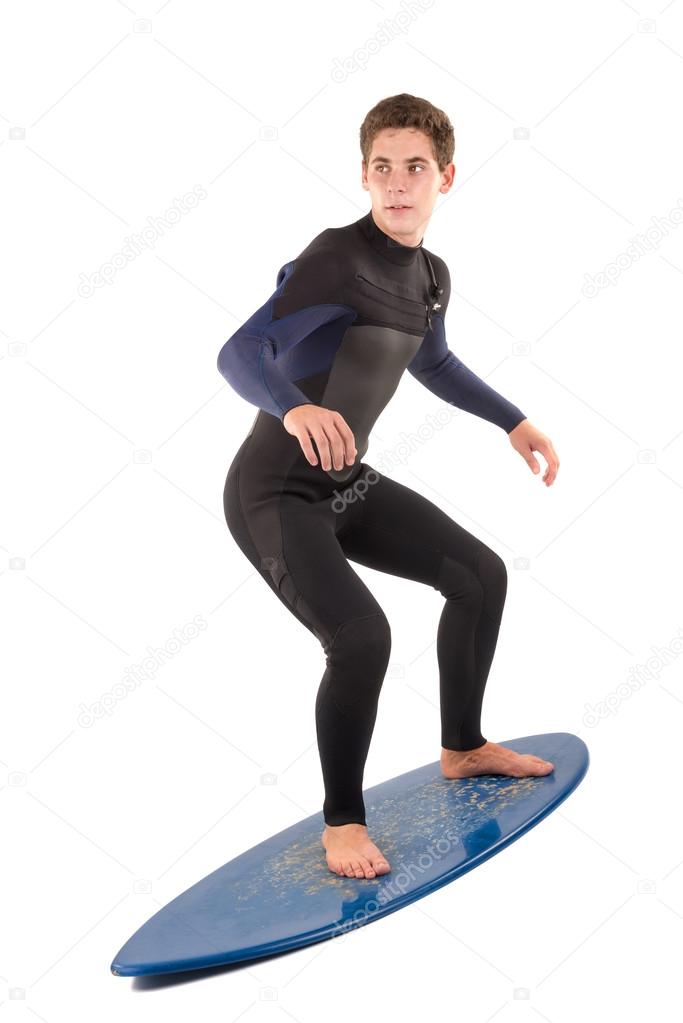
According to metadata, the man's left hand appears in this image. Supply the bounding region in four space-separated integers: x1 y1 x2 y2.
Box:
508 419 559 487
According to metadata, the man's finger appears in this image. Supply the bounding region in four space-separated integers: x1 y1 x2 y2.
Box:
541 441 560 481
334 416 357 465
310 425 334 471
297 427 319 466
325 421 350 471
551 443 560 472
538 440 561 484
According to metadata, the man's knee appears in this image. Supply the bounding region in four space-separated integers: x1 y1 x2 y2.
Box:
327 611 391 707
437 548 507 607
477 547 507 600
436 554 485 607
330 611 391 667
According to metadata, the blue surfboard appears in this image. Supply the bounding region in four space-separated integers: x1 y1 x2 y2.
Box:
111 732 588 977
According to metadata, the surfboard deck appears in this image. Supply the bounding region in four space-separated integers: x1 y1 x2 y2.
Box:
111 731 588 977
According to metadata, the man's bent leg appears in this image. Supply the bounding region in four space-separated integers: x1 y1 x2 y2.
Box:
225 472 391 825
337 470 507 751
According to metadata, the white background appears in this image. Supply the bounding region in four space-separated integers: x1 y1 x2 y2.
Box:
2 0 683 1017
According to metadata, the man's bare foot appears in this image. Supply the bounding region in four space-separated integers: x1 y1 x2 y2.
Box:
321 823 391 879
441 740 554 779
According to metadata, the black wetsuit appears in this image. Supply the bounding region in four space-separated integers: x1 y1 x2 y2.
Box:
218 209 526 826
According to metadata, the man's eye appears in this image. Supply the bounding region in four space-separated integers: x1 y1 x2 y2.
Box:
377 165 423 172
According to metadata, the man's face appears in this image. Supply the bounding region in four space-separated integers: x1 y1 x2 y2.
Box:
361 126 455 243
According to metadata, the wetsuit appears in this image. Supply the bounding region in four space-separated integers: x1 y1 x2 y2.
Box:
218 209 527 826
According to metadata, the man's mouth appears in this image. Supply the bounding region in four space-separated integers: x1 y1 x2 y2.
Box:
386 204 411 209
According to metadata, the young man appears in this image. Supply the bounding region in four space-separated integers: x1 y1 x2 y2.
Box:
218 94 560 881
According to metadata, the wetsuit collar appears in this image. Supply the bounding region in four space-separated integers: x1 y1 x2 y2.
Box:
358 208 424 266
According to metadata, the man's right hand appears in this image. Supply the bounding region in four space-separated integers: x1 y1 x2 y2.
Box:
282 404 357 472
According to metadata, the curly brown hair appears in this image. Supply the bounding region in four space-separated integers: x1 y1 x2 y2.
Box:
359 93 455 174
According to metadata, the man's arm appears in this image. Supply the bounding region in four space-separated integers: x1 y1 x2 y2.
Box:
407 262 526 434
217 249 356 421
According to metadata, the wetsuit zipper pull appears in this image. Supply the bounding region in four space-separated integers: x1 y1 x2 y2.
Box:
427 288 444 331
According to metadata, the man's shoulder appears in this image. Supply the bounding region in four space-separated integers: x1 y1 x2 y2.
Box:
273 223 355 314
295 221 357 263
422 246 450 279
276 222 356 289
422 246 451 304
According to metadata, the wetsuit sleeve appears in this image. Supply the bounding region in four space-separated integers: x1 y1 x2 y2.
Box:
407 264 527 434
217 247 356 421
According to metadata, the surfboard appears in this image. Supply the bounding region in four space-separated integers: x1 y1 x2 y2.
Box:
111 731 588 977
